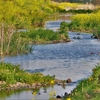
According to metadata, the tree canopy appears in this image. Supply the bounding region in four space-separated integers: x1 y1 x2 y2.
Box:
0 0 55 29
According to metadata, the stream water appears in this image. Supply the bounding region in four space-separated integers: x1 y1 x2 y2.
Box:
1 20 100 100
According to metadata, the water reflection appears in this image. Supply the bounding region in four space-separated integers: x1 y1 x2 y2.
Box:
2 84 75 100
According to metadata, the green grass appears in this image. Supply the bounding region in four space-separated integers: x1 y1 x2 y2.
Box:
20 28 69 44
0 63 55 85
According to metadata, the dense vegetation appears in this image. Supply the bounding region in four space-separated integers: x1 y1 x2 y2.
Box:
20 21 69 44
0 1 78 28
21 29 60 44
69 10 100 39
0 0 78 57
0 63 55 85
66 9 93 14
0 0 53 57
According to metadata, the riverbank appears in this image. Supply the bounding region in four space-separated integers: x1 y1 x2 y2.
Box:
22 25 70 45
64 64 100 100
30 39 71 45
0 79 66 91
0 63 68 92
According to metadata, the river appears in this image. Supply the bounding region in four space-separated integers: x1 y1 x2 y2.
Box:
1 20 100 100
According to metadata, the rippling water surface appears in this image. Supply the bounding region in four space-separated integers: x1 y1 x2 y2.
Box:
2 20 100 100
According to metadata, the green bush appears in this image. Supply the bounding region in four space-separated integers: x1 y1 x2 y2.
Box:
22 28 61 42
59 21 69 39
69 10 100 35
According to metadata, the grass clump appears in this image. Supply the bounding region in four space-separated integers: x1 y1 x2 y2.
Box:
20 27 69 44
27 29 60 42
0 63 55 85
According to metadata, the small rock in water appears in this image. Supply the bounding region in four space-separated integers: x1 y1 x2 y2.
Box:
38 92 41 95
77 33 80 35
90 52 94 54
64 92 68 96
56 95 62 98
77 36 81 39
66 78 72 83
73 37 76 39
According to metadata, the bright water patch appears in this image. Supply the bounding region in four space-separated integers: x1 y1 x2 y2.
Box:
45 20 71 30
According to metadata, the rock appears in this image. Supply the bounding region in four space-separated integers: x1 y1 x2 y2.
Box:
77 33 80 35
91 34 97 39
56 95 62 98
90 52 94 54
77 36 81 39
73 37 76 39
38 92 41 95
64 92 68 96
66 78 72 83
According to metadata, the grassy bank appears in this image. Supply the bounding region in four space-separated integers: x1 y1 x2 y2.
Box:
0 62 59 90
69 9 100 39
20 28 69 45
20 21 70 45
64 64 100 100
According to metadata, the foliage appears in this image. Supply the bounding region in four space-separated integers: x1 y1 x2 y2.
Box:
66 9 93 14
20 28 69 44
28 29 60 41
0 0 79 28
69 10 100 37
0 0 75 57
59 21 69 39
0 24 32 55
0 0 55 57
0 63 55 85
0 0 54 28
48 2 79 13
